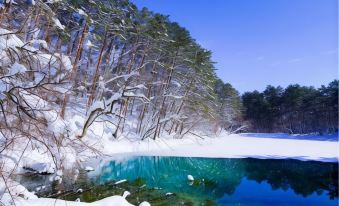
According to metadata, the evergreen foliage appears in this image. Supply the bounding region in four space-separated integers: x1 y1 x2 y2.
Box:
242 80 338 134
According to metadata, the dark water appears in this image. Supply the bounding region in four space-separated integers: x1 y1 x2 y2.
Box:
16 157 338 206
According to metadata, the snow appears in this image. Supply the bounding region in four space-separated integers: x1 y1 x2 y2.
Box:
52 17 65 30
88 100 105 113
78 9 87 16
35 186 46 192
76 188 83 193
0 179 38 201
54 175 62 184
29 39 48 50
105 71 139 85
114 179 127 185
139 202 151 206
6 148 57 175
56 170 63 176
54 53 72 71
0 28 24 50
187 175 194 181
19 90 48 110
89 132 338 162
22 160 55 174
122 191 130 198
163 94 183 99
1 180 133 206
171 80 181 87
125 84 147 90
9 62 27 75
105 92 122 103
148 133 338 162
46 0 62 3
84 166 94 172
123 92 149 101
86 40 94 48
6 195 134 206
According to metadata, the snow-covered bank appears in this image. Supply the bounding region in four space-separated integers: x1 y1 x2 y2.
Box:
0 179 137 206
1 193 134 206
91 132 338 163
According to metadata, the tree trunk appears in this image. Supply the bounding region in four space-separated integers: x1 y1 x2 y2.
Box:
60 22 88 119
87 30 108 108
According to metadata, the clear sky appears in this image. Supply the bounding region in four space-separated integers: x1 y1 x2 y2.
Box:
131 0 338 93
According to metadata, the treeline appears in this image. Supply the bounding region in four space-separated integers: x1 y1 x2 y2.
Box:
242 80 338 134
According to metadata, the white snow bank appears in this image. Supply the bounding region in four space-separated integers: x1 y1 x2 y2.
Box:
3 194 134 206
22 160 55 174
1 180 134 206
239 132 338 141
0 179 38 201
92 132 338 162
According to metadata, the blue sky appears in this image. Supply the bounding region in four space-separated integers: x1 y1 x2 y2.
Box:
131 0 338 93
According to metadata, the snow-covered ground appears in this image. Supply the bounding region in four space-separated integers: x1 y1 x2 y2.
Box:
1 191 134 206
92 132 338 163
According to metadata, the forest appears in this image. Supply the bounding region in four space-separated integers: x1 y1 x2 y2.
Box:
0 0 234 143
242 80 338 134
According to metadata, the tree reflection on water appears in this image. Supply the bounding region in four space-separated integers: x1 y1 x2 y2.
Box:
94 157 338 200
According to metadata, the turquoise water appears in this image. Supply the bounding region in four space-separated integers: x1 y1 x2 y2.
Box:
17 157 338 205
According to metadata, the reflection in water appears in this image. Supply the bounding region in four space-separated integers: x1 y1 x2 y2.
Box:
243 158 338 199
95 157 337 198
16 157 338 205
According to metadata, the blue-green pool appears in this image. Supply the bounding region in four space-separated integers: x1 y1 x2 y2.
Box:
18 156 338 205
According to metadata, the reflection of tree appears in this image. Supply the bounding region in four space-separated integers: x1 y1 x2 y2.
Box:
243 158 338 199
91 157 338 201
95 157 246 199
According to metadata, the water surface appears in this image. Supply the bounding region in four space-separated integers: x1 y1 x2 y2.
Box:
17 157 338 206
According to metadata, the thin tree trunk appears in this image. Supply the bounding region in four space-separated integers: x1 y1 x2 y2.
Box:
60 22 88 119
137 58 159 134
153 51 178 139
87 30 108 108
